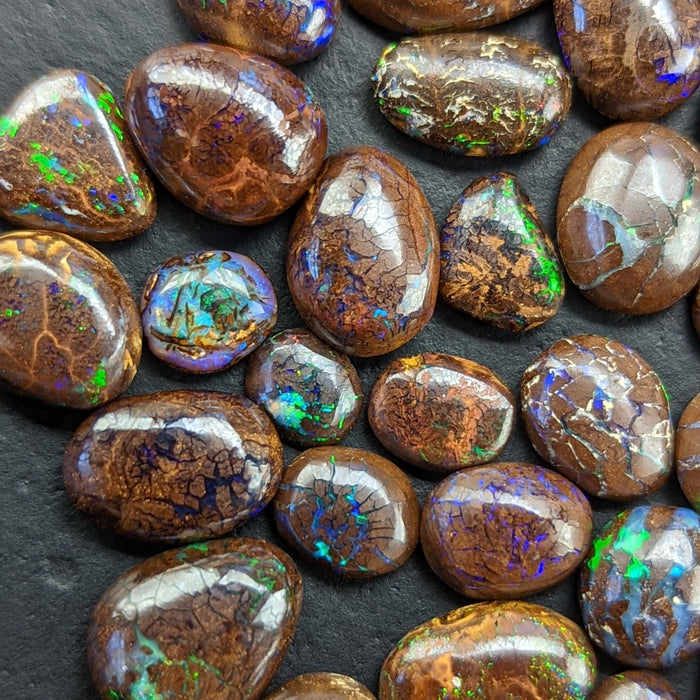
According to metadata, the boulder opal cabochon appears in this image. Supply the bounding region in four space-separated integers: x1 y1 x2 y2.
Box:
63 391 283 544
372 34 572 157
521 335 672 500
379 601 597 699
274 446 419 577
368 353 515 473
588 670 679 700
348 0 546 33
264 672 377 699
554 0 700 121
0 230 141 408
88 538 302 700
420 463 593 599
245 328 363 447
287 146 439 357
580 506 700 668
557 123 700 314
141 250 277 373
676 392 700 512
124 43 327 225
440 172 564 331
176 0 341 65
0 70 156 241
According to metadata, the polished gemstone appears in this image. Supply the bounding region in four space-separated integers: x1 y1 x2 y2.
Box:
554 0 700 120
379 601 597 699
588 670 679 700
63 391 283 544
177 0 340 65
125 43 327 225
580 506 700 668
521 335 672 500
264 673 377 699
348 0 546 33
557 123 700 314
141 250 277 373
372 34 572 156
274 446 419 577
0 230 141 408
88 538 302 700
440 172 564 331
287 146 438 357
0 70 156 241
676 392 700 512
420 463 593 598
245 328 363 447
368 353 514 473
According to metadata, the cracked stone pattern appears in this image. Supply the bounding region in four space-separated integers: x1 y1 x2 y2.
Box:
87 538 302 700
347 0 545 33
589 670 679 700
264 672 377 699
420 463 593 599
286 145 438 357
0 70 156 241
273 446 419 578
176 0 341 65
368 352 515 473
63 391 283 544
379 601 597 699
371 34 572 157
676 392 700 513
554 0 700 121
0 229 141 408
580 506 700 669
557 122 700 314
141 250 277 373
440 172 565 331
124 43 327 225
245 327 363 447
521 334 673 500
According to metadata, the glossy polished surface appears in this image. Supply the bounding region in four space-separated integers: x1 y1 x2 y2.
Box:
440 172 564 331
372 33 572 156
348 0 546 33
124 43 327 225
63 391 283 543
676 392 700 512
521 335 673 500
141 250 277 373
264 672 377 699
580 506 700 669
557 123 700 314
421 463 593 599
369 353 515 473
245 328 362 447
589 670 679 700
274 446 419 577
177 0 340 65
287 146 438 357
0 70 155 241
87 538 302 700
0 230 141 408
554 0 700 120
379 601 597 699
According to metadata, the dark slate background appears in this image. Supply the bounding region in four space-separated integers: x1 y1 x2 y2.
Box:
0 1 699 698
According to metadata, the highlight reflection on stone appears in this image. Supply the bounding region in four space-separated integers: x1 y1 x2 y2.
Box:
588 670 679 700
264 672 377 699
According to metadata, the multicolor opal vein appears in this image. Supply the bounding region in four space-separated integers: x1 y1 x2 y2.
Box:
371 33 572 157
274 447 419 577
141 250 277 373
580 506 700 668
379 601 597 699
676 392 700 513
87 538 302 700
0 70 155 241
521 334 672 500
